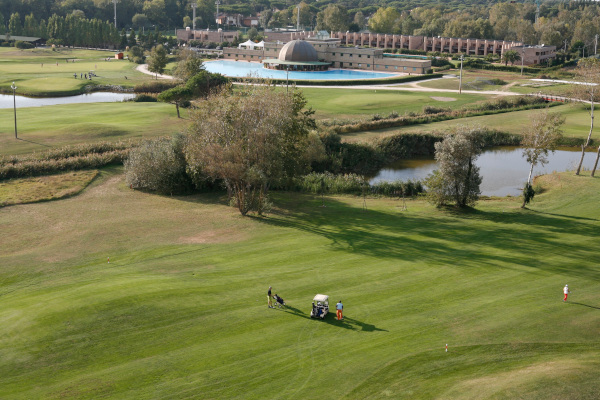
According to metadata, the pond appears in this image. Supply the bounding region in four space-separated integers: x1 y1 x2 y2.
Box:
369 147 598 197
203 60 398 80
0 92 136 109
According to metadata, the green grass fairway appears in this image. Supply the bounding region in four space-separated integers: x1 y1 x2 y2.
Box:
342 103 593 143
0 102 187 155
1 168 599 399
0 47 151 96
299 88 492 120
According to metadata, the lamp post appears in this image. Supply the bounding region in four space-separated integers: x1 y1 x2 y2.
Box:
286 65 290 94
11 82 18 139
459 55 463 94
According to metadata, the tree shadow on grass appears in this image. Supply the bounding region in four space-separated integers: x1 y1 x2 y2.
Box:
17 137 52 147
250 193 600 281
569 302 600 310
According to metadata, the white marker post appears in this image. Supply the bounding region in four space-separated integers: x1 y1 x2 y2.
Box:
108 257 110 264
445 344 448 352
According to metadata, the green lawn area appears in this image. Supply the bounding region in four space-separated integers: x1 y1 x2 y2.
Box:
341 104 593 143
0 102 187 156
0 47 151 96
299 87 492 120
0 167 599 399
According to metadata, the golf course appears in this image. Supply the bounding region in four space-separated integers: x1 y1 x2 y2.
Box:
1 47 599 399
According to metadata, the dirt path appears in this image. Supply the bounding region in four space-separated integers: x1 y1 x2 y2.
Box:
136 64 175 80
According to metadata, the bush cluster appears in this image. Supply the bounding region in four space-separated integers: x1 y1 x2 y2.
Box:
281 172 425 197
125 135 192 194
133 80 179 93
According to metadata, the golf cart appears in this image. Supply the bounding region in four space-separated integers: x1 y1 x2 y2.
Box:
310 294 329 319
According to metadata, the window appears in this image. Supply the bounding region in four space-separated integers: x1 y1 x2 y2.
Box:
367 64 370 67
403 67 407 70
385 65 388 69
340 53 343 56
358 63 362 67
395 66 397 69
358 54 361 58
413 67 416 71
349 63 353 66
332 52 335 56
367 55 370 58
349 54 352 57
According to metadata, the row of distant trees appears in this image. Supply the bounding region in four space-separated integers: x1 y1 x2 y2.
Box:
0 12 121 48
2 0 600 48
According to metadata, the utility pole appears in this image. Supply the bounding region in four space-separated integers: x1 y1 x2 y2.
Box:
191 2 197 30
11 82 18 139
595 34 598 56
296 5 300 31
459 54 463 94
215 0 220 28
113 0 117 29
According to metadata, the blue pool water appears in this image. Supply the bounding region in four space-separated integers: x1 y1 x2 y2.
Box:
204 60 398 80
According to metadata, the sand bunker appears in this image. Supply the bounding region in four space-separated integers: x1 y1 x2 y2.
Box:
430 96 456 102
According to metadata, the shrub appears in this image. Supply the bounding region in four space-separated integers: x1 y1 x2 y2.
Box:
423 105 451 114
124 134 192 194
134 80 179 93
14 41 34 49
134 94 158 102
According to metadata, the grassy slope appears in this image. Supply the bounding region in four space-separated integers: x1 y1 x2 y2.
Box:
0 47 148 96
298 87 492 120
342 103 593 143
0 168 598 399
0 102 187 156
0 170 98 206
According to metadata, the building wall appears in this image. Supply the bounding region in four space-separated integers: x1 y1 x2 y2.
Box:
330 32 524 56
177 29 239 43
513 45 557 65
223 42 432 74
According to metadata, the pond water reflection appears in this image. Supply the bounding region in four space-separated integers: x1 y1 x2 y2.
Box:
0 92 135 109
369 147 598 197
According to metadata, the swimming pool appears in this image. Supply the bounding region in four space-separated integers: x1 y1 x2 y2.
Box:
204 60 398 80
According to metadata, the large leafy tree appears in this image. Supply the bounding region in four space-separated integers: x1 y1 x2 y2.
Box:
425 126 484 208
185 85 317 215
147 44 168 78
316 4 348 33
368 7 400 34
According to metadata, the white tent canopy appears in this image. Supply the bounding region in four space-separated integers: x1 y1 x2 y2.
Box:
238 40 264 49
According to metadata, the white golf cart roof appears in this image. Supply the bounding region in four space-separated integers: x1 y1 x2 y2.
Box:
313 294 329 302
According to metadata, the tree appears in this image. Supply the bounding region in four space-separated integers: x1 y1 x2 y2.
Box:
132 13 148 29
8 13 22 35
291 2 312 29
572 58 600 175
158 86 192 118
501 49 520 66
317 4 348 33
353 11 366 31
185 85 317 215
425 126 484 208
521 109 564 208
368 7 400 34
147 44 168 78
247 27 259 41
172 48 204 81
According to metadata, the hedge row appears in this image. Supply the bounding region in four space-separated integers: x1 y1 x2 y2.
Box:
330 97 555 135
0 150 129 181
0 140 138 166
231 73 443 87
